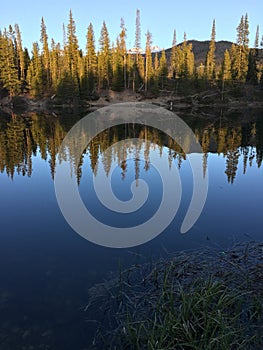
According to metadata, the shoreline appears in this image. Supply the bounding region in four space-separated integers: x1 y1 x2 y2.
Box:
1 87 263 115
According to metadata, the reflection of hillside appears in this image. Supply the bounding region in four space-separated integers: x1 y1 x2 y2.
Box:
0 111 262 184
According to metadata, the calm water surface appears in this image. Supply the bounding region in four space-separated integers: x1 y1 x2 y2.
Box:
0 108 262 349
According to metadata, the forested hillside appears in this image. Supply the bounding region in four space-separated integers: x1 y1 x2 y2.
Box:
0 10 262 101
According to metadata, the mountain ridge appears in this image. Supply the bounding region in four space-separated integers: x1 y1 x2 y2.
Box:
164 40 233 66
163 40 263 67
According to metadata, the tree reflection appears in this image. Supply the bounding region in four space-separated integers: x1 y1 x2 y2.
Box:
0 110 262 183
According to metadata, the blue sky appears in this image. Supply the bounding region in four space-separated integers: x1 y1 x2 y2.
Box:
1 0 262 52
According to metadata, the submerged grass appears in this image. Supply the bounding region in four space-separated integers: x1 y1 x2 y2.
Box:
114 278 260 349
86 241 263 349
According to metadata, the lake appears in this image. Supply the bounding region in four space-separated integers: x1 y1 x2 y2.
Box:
0 106 262 349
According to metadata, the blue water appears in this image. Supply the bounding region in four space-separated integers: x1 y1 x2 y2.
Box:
0 112 262 349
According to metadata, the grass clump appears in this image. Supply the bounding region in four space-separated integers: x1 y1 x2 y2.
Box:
117 277 258 350
86 241 263 349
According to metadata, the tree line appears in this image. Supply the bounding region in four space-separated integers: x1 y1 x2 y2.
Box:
0 10 262 100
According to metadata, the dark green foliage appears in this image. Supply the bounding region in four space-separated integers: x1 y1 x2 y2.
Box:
111 64 124 91
159 49 168 89
27 42 44 97
98 21 112 89
86 23 97 93
0 27 21 95
0 11 261 99
246 49 258 84
57 71 80 102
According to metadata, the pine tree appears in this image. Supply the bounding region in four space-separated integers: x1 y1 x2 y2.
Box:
247 25 260 84
137 53 144 87
154 52 159 79
159 49 168 89
220 49 231 99
179 32 194 79
66 10 79 72
231 14 249 81
27 42 44 97
154 52 159 71
0 27 20 95
170 30 179 78
241 14 250 78
112 38 124 91
40 17 51 90
230 43 238 79
98 21 111 89
119 18 127 89
23 47 30 82
254 25 259 48
243 14 249 48
198 63 205 79
126 51 133 89
86 23 97 93
246 49 258 84
145 30 153 93
78 49 88 97
133 9 142 92
50 38 61 92
14 24 25 84
65 10 80 97
152 51 160 92
135 9 141 52
205 19 216 80
222 49 231 81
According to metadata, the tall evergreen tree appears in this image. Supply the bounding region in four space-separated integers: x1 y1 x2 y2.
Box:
197 63 205 79
66 10 80 91
145 30 153 93
137 53 144 84
133 9 142 92
40 17 51 90
231 14 249 81
0 27 20 95
98 21 111 89
27 42 44 97
179 32 195 79
119 18 127 89
50 38 61 92
247 25 260 84
205 19 216 80
246 49 258 84
242 14 250 77
86 23 97 93
154 52 159 77
254 25 259 48
14 24 25 83
58 10 80 99
23 47 30 81
159 49 168 88
112 38 124 91
170 30 179 78
221 49 231 81
135 9 141 52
